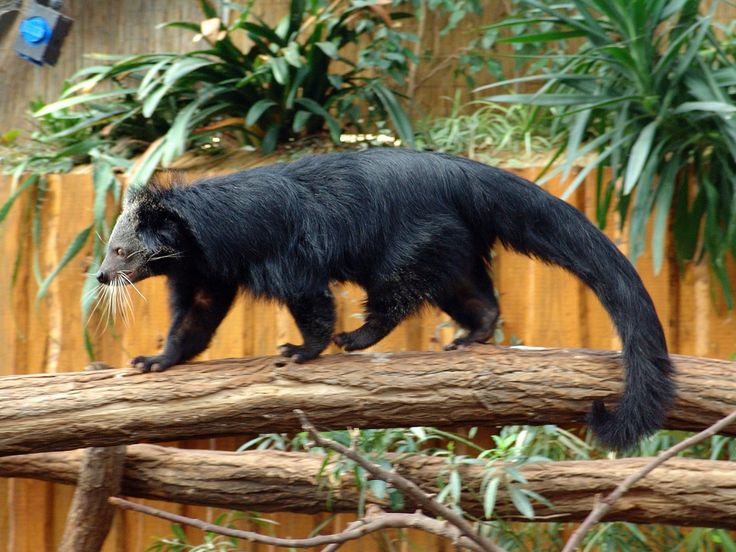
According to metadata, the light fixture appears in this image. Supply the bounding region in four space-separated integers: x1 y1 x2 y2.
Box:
14 0 72 66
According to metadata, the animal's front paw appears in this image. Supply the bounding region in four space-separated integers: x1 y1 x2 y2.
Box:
278 343 321 363
131 354 175 373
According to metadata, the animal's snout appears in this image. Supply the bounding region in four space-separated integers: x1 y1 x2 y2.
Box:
96 270 109 284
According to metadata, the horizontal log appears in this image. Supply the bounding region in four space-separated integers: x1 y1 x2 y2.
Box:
1 444 735 529
0 347 734 456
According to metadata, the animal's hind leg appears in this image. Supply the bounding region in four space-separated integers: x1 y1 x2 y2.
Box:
439 264 500 350
280 289 336 363
333 281 422 351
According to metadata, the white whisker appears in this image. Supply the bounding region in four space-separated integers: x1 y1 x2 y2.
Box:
148 251 182 262
120 272 147 302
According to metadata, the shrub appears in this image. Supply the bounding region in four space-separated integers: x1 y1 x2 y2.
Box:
480 0 736 305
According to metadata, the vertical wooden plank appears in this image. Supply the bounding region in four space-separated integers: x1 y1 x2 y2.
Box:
580 171 624 351
0 174 20 552
5 178 55 552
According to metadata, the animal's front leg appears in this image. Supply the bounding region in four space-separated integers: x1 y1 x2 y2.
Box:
279 289 336 362
132 280 236 372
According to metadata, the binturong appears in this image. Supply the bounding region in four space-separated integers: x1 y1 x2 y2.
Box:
97 149 675 452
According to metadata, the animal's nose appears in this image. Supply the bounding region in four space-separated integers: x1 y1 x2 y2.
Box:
96 270 108 284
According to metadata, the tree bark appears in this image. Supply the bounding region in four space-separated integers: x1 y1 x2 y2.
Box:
57 446 126 552
0 347 733 456
1 444 735 529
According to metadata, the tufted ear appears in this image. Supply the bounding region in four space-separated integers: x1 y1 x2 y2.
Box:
136 214 182 254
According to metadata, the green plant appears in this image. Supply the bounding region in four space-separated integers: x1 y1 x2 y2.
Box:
35 0 416 168
196 425 736 550
480 0 736 305
418 91 562 164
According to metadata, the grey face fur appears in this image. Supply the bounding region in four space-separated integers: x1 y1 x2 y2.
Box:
96 202 149 285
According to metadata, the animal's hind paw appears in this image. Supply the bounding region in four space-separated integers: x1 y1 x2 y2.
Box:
278 343 320 363
132 354 175 373
333 330 375 351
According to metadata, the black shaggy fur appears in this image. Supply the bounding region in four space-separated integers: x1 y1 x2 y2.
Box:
98 148 675 451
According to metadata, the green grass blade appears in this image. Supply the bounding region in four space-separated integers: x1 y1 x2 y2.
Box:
623 120 658 195
0 174 38 224
37 225 93 301
34 89 136 117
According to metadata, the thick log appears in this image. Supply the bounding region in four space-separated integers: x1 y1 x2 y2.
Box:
1 444 735 529
0 347 734 456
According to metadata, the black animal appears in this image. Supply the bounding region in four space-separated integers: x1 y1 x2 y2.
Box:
96 148 675 451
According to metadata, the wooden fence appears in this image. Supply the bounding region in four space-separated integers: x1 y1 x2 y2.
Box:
0 0 509 132
1 158 735 551
3 1 736 132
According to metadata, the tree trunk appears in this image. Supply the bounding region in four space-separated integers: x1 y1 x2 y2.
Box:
0 347 733 456
57 446 126 552
1 444 734 529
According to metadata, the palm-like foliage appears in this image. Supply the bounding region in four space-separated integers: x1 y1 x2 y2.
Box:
480 0 736 304
32 0 416 187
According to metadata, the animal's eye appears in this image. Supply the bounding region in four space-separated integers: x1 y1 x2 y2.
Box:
116 248 125 257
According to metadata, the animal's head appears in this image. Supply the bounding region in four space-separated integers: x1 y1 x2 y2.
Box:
96 181 185 287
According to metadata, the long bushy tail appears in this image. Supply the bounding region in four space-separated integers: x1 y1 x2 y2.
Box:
462 161 675 451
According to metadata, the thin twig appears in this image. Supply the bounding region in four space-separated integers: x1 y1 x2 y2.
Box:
562 409 736 552
108 497 486 550
406 0 426 102
295 409 507 552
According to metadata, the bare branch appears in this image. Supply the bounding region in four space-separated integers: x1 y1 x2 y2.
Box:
562 409 736 552
295 409 507 552
108 497 487 551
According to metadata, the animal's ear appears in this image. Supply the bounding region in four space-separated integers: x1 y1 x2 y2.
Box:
137 216 181 253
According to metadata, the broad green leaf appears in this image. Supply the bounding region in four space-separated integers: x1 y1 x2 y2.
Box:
270 57 289 85
138 57 174 98
562 110 591 182
371 85 415 147
629 142 664 263
483 477 500 518
315 41 339 58
292 110 311 133
246 98 277 128
508 485 535 519
294 97 341 142
127 139 166 188
163 56 213 86
282 41 302 67
449 469 462 503
624 120 658 195
91 156 117 224
162 99 205 166
260 123 280 153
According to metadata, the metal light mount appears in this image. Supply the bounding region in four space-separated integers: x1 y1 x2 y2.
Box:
14 0 72 66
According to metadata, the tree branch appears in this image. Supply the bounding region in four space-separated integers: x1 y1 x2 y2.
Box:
0 347 734 456
109 497 488 550
562 409 736 552
58 446 126 552
3 445 736 529
296 410 506 552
